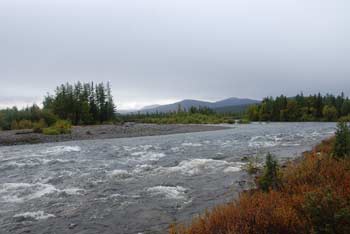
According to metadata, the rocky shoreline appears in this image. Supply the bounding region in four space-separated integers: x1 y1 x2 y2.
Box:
0 123 230 146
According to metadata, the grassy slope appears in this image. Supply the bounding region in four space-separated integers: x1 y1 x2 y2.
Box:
170 137 350 234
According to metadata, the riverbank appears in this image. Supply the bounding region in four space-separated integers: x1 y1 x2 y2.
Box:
0 123 229 146
170 136 350 234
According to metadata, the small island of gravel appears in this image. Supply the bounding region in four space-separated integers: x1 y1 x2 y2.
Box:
0 123 230 146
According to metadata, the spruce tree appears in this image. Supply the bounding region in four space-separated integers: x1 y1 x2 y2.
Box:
334 121 350 158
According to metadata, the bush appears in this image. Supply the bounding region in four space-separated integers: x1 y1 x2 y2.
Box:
304 189 350 234
53 120 72 134
244 155 262 175
43 127 60 135
339 115 350 122
18 119 33 129
258 153 280 192
226 119 235 124
322 105 338 121
334 121 350 158
41 110 59 126
10 119 33 130
238 118 251 124
33 119 47 133
11 120 19 130
42 120 72 135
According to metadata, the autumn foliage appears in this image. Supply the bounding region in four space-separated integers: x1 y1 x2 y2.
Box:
170 137 350 234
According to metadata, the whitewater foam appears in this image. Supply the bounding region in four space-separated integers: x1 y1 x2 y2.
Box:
43 146 81 155
109 169 132 179
2 160 41 169
181 142 202 147
133 164 154 174
146 186 187 200
60 188 85 195
170 147 181 152
223 166 241 173
162 159 243 176
13 211 55 220
0 183 57 203
248 135 280 148
0 182 83 203
131 151 166 161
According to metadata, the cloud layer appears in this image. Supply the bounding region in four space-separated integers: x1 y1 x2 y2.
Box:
1 0 349 109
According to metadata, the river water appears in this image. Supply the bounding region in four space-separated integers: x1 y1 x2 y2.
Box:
0 122 335 234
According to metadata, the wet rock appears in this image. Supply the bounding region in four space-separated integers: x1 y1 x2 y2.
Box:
69 223 78 229
241 156 249 161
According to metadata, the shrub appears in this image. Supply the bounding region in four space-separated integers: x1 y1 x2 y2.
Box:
41 110 59 126
43 127 60 135
42 120 72 135
322 105 338 121
258 153 280 192
244 154 262 175
339 115 350 122
18 119 33 129
226 119 235 124
334 121 350 158
11 120 19 130
53 120 72 134
33 119 47 133
303 189 350 234
238 118 251 124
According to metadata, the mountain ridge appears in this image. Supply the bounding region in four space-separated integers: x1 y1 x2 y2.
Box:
129 97 260 114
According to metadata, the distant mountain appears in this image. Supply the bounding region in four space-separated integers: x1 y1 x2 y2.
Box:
140 104 161 110
214 97 260 107
136 97 260 114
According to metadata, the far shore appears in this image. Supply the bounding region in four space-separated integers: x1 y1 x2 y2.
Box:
0 123 230 147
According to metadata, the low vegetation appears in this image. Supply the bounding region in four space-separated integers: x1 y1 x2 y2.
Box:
237 118 251 124
170 121 350 234
42 120 72 135
122 106 243 124
242 154 262 175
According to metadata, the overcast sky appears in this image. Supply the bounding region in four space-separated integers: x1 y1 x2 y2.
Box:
1 0 349 110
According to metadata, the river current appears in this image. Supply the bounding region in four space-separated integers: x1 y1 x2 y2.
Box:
0 122 335 234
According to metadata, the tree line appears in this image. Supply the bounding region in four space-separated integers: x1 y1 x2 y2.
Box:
0 81 116 130
43 82 116 125
247 93 350 122
122 105 234 124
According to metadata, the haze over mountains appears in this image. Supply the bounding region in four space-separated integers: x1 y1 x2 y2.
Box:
124 97 260 114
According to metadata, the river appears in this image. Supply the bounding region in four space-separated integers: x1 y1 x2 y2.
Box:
0 122 335 234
